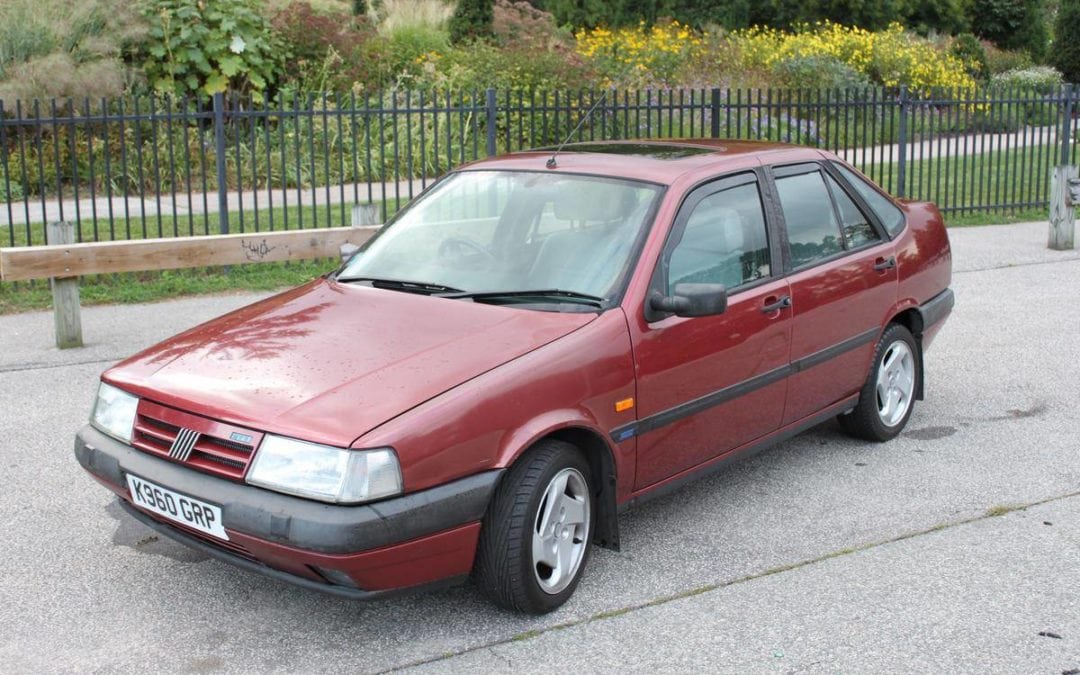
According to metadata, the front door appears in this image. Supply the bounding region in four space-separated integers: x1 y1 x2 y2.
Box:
631 172 792 490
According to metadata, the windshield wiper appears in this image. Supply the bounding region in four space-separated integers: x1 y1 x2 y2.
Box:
334 276 463 295
437 289 606 307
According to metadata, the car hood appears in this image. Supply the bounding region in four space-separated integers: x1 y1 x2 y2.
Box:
105 279 596 447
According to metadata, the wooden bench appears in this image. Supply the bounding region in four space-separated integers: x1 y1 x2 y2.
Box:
0 207 381 349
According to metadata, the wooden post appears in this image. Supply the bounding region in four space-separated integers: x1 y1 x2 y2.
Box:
46 221 83 349
1050 166 1077 251
344 203 382 262
351 202 381 227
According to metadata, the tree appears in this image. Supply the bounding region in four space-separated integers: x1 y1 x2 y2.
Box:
905 0 968 36
1054 0 1080 83
664 0 753 29
950 33 989 82
449 0 494 43
969 0 1048 60
743 0 907 31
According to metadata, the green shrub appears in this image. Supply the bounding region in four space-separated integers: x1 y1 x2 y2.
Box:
1053 0 1080 84
272 2 375 93
949 34 988 84
772 55 873 92
539 0 625 29
345 0 455 89
431 43 592 91
664 0 752 30
746 0 909 31
370 25 451 88
0 164 24 203
449 0 494 44
990 66 1064 94
983 44 1032 75
136 0 286 101
969 0 1048 61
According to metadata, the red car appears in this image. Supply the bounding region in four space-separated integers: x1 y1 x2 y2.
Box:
76 140 953 614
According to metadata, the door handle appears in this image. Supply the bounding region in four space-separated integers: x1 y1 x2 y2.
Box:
873 256 896 271
761 295 792 313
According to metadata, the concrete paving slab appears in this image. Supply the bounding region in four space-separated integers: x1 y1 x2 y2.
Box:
409 496 1080 674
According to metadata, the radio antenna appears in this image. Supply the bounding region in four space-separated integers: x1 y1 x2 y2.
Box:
546 90 610 169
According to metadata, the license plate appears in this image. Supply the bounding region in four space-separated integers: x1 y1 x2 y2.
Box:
126 474 229 541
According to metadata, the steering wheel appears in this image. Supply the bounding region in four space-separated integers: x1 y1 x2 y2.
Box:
438 237 496 263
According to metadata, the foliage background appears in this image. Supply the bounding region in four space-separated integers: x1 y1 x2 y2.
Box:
0 0 1072 104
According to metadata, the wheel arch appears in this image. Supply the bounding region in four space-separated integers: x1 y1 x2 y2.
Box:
546 427 621 551
887 306 925 400
889 306 924 337
497 422 622 552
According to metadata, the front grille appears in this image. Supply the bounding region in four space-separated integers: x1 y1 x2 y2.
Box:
131 400 263 481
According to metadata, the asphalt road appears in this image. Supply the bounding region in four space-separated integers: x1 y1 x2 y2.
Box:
0 222 1077 674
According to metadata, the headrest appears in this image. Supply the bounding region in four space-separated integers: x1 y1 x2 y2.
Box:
716 207 744 250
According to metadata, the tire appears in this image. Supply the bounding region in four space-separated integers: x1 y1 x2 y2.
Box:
473 439 594 614
838 323 919 442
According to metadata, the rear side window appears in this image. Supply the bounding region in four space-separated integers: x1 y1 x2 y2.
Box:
774 171 843 268
824 173 880 250
833 163 906 237
667 182 771 292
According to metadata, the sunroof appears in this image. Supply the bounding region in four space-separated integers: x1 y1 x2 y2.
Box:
536 142 718 160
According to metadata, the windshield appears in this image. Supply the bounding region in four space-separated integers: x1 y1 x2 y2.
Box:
339 171 662 305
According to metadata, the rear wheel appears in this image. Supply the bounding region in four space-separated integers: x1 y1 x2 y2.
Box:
839 323 919 442
473 440 593 614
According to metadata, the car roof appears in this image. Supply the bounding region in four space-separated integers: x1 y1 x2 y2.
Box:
457 140 824 186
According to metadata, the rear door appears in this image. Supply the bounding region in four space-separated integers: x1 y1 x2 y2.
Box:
769 163 898 425
630 172 791 490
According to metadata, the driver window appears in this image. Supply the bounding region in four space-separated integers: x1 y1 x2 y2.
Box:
667 181 771 294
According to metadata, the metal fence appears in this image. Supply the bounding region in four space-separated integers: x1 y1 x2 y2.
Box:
1 85 1077 248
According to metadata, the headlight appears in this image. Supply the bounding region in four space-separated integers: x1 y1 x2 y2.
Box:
90 382 139 443
246 435 402 504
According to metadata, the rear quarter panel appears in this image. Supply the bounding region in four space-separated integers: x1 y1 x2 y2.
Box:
893 200 952 344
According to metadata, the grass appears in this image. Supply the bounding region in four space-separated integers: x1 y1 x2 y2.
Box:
374 0 454 35
862 142 1065 217
985 504 1026 517
0 260 337 314
0 0 136 101
945 208 1047 227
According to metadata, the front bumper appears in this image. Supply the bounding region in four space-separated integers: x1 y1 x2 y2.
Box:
75 425 502 597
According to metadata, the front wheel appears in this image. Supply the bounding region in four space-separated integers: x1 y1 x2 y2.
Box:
839 323 919 442
473 440 593 614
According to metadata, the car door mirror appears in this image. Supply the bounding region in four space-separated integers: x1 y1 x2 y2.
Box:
649 283 728 318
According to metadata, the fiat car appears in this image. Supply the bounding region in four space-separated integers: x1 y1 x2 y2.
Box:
75 140 953 614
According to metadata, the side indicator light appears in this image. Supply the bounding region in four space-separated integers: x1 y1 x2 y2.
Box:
615 398 635 413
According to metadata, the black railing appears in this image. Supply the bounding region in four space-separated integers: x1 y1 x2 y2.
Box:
1 85 1077 247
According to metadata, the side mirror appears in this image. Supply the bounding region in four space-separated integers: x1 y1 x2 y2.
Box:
649 283 727 318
